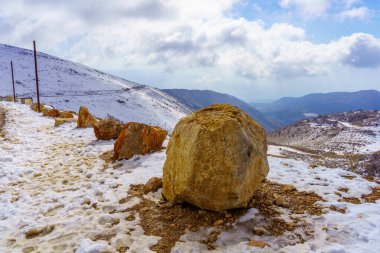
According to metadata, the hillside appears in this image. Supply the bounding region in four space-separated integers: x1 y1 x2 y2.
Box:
252 90 380 126
269 110 380 177
162 89 279 131
0 44 190 131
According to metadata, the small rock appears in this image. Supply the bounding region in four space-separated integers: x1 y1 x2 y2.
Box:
283 185 296 192
114 122 168 160
93 118 123 140
77 106 97 128
248 240 270 248
294 209 304 214
213 220 224 226
253 226 269 236
225 214 232 218
274 195 290 208
141 207 149 213
286 221 296 229
198 210 207 215
143 177 163 194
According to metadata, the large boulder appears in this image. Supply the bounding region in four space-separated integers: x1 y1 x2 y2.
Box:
93 118 123 140
162 104 269 211
114 122 168 160
77 106 97 128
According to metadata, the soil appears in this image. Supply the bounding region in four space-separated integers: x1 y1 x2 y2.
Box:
121 179 324 253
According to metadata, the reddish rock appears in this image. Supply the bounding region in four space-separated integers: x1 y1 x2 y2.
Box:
43 108 60 118
93 118 123 140
77 106 97 128
114 122 168 160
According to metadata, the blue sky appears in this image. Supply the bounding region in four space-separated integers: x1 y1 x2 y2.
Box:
0 0 379 102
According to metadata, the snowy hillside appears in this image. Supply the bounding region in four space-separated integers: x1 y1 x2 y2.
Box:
269 110 380 178
269 110 380 154
0 44 190 131
1 102 379 253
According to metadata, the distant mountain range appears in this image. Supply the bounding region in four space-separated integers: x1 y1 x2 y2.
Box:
251 90 380 127
162 89 279 131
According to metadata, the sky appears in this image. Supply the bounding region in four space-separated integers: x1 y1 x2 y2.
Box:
0 0 380 102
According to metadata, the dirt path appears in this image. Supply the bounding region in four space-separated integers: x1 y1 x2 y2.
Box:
0 103 161 252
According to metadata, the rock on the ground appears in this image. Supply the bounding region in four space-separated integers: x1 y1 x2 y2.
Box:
30 103 44 112
93 118 123 140
143 177 163 194
59 111 74 118
55 118 77 127
77 106 97 128
162 104 269 211
113 122 168 160
42 108 60 118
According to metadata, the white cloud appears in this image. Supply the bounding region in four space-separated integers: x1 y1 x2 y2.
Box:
337 6 371 20
278 0 331 19
0 0 379 85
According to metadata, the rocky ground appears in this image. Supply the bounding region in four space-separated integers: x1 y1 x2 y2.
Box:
0 102 379 253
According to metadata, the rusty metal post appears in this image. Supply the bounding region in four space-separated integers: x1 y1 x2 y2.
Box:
11 61 16 102
33 41 41 112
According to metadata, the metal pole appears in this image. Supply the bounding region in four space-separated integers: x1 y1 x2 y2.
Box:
33 41 41 112
11 61 16 103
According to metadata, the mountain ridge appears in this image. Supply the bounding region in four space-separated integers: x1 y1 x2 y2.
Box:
252 90 380 126
162 88 279 131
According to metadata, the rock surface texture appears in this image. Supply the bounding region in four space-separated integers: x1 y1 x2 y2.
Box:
114 122 168 160
162 104 269 211
77 106 97 128
93 118 123 140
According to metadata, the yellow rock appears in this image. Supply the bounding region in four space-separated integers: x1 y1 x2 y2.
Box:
162 104 269 211
55 118 77 127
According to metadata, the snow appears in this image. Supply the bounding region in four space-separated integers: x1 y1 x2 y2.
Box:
1 102 379 253
0 102 161 252
0 44 190 131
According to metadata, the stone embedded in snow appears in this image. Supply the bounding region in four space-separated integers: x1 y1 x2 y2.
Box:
77 106 97 128
30 103 44 112
113 122 168 161
93 118 123 140
42 108 60 118
55 118 77 127
143 177 163 194
162 104 269 211
59 111 74 118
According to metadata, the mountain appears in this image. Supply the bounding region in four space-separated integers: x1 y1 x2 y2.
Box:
0 44 190 131
252 90 380 127
268 110 380 177
162 89 279 131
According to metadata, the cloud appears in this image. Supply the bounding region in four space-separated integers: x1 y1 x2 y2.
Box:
0 0 379 85
337 6 371 20
278 0 331 19
341 34 380 68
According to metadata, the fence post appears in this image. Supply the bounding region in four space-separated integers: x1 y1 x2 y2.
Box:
11 61 16 103
33 41 41 112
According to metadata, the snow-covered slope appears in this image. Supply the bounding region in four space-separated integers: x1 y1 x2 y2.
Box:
0 44 190 131
269 110 380 154
1 103 379 253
